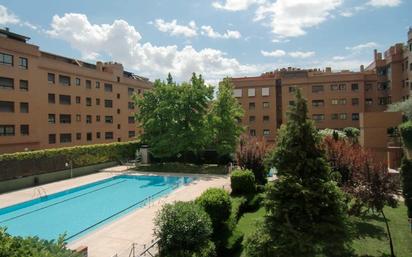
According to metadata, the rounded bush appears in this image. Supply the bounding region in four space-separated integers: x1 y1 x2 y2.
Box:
230 169 256 195
400 121 412 150
196 188 232 229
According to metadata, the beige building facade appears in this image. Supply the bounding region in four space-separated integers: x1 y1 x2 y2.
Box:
0 29 152 154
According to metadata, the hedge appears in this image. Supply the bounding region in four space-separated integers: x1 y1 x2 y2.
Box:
196 188 232 230
230 169 256 195
400 121 412 150
0 141 140 181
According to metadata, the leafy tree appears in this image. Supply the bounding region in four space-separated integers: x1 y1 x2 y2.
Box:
387 98 412 121
343 127 360 143
400 158 412 224
209 78 244 156
261 90 352 257
154 201 214 257
166 72 174 85
237 135 268 184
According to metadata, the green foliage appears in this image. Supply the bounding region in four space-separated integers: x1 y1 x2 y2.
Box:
209 78 244 156
343 127 360 143
387 98 412 121
135 163 227 174
154 201 214 257
230 169 256 195
401 158 412 218
244 225 274 257
263 90 352 257
318 128 347 140
196 188 232 230
400 121 412 150
0 228 80 257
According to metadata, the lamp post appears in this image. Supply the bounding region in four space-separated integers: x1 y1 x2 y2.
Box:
65 161 73 178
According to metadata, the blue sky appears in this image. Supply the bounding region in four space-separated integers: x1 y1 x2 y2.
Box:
0 0 410 83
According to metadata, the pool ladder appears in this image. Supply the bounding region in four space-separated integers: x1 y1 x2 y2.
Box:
33 187 48 199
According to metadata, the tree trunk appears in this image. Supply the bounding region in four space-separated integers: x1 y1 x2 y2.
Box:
381 209 396 257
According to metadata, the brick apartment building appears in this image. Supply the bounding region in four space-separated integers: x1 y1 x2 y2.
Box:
0 28 152 154
232 28 412 143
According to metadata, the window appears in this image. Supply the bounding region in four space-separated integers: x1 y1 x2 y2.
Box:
59 95 71 105
0 77 14 89
365 98 373 105
377 82 390 91
48 94 55 103
0 53 13 66
75 78 81 86
365 83 372 91
249 102 255 110
59 75 71 86
379 96 391 105
312 100 324 107
117 93 121 99
96 81 100 88
86 115 92 124
128 102 134 109
105 132 114 139
96 98 100 105
263 115 270 122
96 115 101 122
20 125 29 136
128 131 136 138
128 116 135 124
233 89 242 97
262 87 270 96
352 113 359 121
312 114 325 122
263 129 270 136
76 96 81 104
104 99 113 108
128 88 134 96
117 76 120 82
339 113 347 120
86 80 92 89
117 108 121 114
76 114 81 122
104 83 113 92
312 85 324 93
288 86 296 93
331 98 346 105
76 133 81 140
105 116 113 124
249 116 256 122
331 113 338 120
352 98 359 106
19 80 28 91
249 129 256 136
48 73 55 84
86 97 92 106
48 134 56 144
0 125 14 136
96 132 101 139
263 102 269 108
18 57 28 69
248 88 255 97
0 101 14 112
330 84 346 91
60 133 72 143
351 83 359 91
117 124 121 129
48 114 56 124
59 114 71 124
20 102 29 113
87 132 92 141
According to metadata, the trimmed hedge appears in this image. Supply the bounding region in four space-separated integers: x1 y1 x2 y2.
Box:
136 163 228 174
400 121 412 150
230 169 256 195
196 188 232 230
0 141 140 181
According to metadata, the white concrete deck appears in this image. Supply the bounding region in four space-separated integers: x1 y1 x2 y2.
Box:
0 166 229 257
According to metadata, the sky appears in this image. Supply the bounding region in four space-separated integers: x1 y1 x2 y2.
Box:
0 0 410 84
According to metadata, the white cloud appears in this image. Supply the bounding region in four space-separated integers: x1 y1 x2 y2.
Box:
254 0 343 38
332 56 346 60
46 13 260 83
212 0 263 11
339 11 353 17
152 19 197 37
261 49 286 57
288 51 315 58
200 25 241 39
366 0 401 7
0 5 19 25
345 42 379 52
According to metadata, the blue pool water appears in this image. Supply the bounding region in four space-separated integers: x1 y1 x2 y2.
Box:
0 175 193 242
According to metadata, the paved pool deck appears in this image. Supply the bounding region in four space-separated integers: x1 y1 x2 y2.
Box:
0 165 230 257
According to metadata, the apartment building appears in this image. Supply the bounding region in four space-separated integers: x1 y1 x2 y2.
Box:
0 28 152 154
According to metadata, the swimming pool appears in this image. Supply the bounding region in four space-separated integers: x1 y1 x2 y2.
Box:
0 174 193 242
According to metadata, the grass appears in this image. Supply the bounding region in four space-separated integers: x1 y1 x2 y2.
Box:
135 162 227 174
232 204 412 257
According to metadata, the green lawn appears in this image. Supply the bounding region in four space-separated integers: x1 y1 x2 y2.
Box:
234 204 412 257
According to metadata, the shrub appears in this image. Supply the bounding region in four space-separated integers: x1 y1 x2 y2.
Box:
400 121 412 150
196 188 232 229
318 128 347 140
221 229 244 256
400 158 412 219
230 169 256 195
154 201 213 257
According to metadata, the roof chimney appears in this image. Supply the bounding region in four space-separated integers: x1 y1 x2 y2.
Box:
360 65 364 72
325 67 332 73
